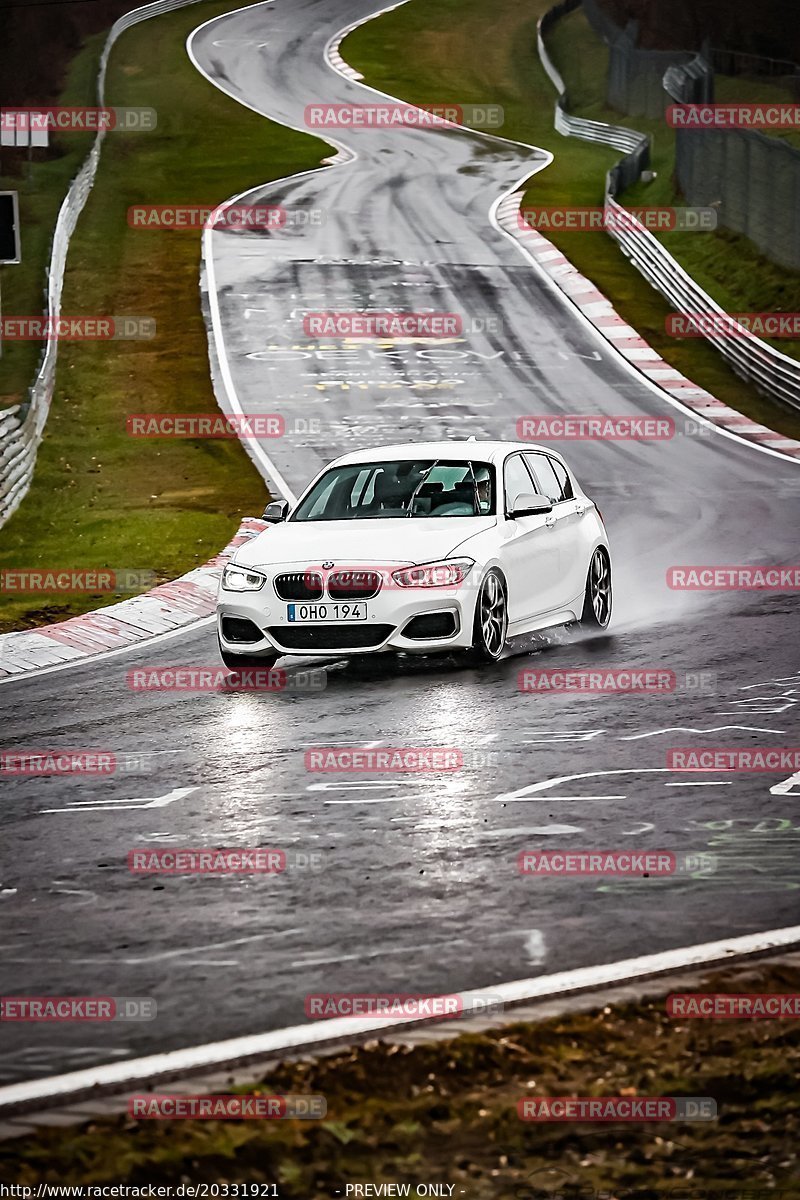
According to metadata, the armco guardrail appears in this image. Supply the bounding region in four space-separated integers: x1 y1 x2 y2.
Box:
0 0 203 529
538 0 647 160
536 1 800 413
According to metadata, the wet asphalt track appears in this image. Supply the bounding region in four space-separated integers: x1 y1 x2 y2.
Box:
0 0 799 1084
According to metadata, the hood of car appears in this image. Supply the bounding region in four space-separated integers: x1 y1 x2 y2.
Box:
233 517 495 569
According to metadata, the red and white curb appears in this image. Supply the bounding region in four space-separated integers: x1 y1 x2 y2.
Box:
327 42 363 82
495 192 800 458
0 518 268 680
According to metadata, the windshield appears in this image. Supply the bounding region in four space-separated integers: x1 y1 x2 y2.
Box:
290 460 496 521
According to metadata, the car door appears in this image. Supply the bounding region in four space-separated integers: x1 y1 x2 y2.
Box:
499 453 563 625
524 452 587 608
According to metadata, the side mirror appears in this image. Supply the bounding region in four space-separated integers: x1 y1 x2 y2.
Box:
509 492 553 518
262 499 289 523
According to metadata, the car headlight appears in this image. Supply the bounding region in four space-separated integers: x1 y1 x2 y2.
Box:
222 564 267 592
391 558 475 588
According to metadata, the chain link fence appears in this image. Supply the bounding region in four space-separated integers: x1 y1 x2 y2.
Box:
582 0 701 118
0 0 203 529
536 1 800 413
581 0 799 271
673 123 800 273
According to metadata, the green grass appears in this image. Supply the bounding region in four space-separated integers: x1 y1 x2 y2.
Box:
714 74 800 148
343 0 800 441
0 0 329 632
0 37 101 407
3 959 799 1192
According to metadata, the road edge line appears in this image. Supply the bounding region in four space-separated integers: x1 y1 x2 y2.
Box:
1 924 799 1118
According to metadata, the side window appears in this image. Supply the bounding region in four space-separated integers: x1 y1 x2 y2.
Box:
548 456 574 501
504 454 535 512
524 452 566 504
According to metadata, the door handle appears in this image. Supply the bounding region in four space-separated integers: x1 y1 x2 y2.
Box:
574 502 585 516
545 515 557 528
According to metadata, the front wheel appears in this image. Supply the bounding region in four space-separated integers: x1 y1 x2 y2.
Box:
578 548 612 629
218 638 279 670
468 569 508 662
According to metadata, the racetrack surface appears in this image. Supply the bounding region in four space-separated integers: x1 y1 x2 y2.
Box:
0 0 798 1086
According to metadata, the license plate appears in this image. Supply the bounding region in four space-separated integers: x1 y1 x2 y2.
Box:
287 602 367 623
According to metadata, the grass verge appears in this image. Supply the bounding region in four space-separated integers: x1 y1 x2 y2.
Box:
0 0 329 633
2 959 799 1192
343 0 800 441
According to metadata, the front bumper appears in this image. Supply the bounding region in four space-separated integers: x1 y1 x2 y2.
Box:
217 563 478 657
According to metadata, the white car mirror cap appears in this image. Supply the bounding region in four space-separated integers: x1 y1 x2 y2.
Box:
262 500 289 522
510 493 552 517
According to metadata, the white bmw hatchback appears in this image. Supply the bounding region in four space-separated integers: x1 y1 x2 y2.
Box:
217 440 611 667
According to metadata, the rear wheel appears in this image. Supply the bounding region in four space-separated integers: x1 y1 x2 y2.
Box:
218 638 279 670
468 569 508 662
578 548 612 629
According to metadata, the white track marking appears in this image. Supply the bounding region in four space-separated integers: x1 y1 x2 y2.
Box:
619 726 786 740
495 767 673 803
2 924 799 1113
771 771 800 795
664 781 733 787
492 794 627 802
39 786 197 815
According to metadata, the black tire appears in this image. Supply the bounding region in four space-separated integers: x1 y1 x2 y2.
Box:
468 568 508 662
218 638 279 670
578 547 612 629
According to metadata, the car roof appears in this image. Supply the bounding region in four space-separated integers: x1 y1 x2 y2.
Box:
328 440 562 466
